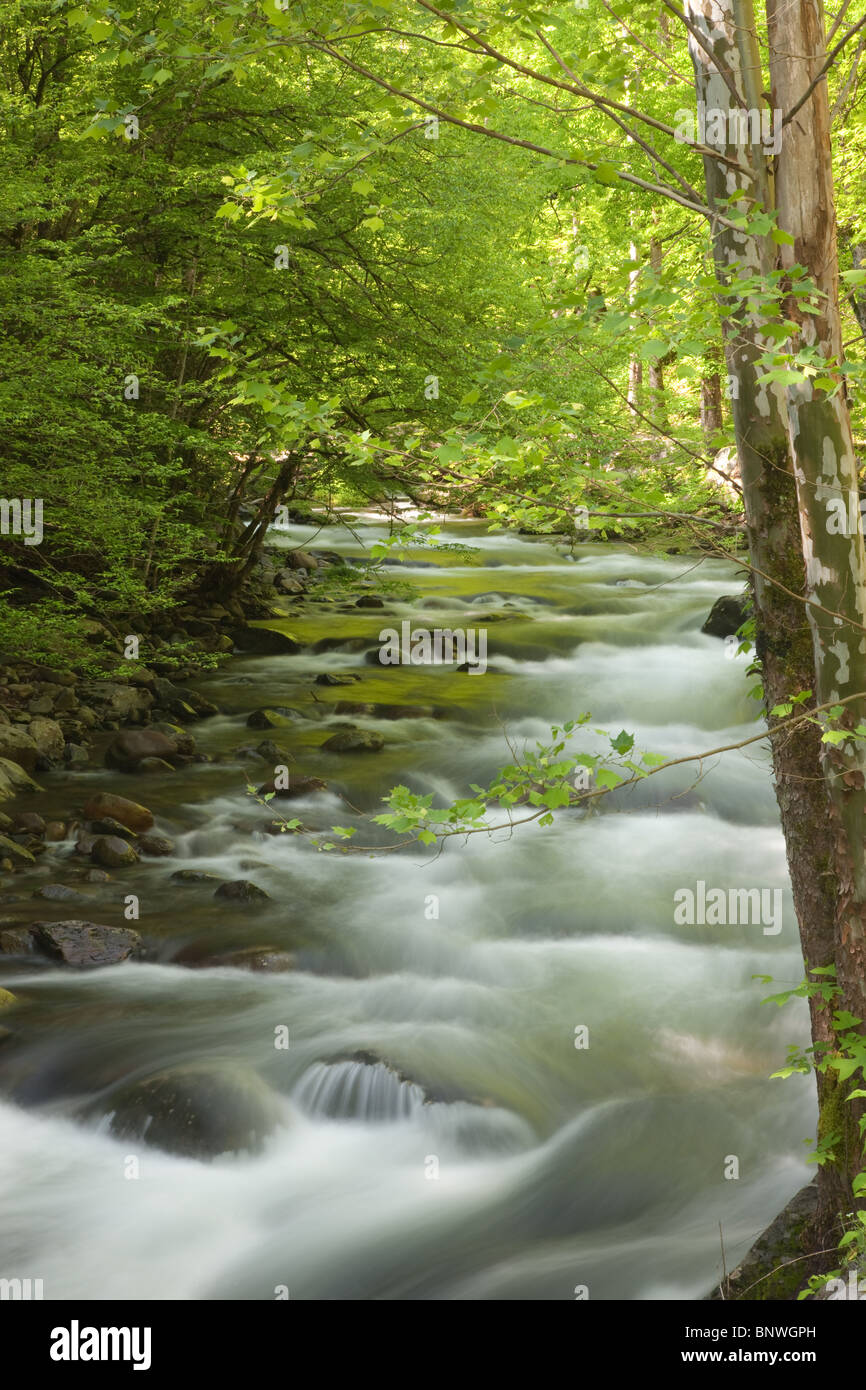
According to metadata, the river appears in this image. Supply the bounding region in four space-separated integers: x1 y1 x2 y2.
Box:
0 518 815 1300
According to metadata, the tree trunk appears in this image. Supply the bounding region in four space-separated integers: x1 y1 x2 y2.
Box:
700 372 723 437
627 238 642 412
768 0 866 1213
648 236 667 424
685 0 859 1244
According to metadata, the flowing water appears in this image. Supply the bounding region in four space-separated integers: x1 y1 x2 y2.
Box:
0 520 815 1300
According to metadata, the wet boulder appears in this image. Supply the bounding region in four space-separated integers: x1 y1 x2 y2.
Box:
285 550 318 570
30 920 141 967
91 836 140 868
0 927 37 956
137 757 176 774
213 880 270 904
87 1062 282 1159
246 708 299 730
0 757 41 804
138 833 176 858
87 817 138 842
256 775 327 800
27 717 65 766
0 727 39 775
177 944 295 973
82 793 154 834
701 594 750 639
105 728 179 772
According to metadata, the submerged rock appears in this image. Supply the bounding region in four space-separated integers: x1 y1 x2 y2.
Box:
322 729 384 753
178 944 295 973
213 880 270 904
33 884 91 904
86 1062 282 1159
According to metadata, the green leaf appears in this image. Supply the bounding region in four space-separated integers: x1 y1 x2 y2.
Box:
592 162 619 186
595 768 623 790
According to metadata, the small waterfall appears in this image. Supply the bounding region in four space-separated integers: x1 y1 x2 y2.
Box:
293 1060 426 1122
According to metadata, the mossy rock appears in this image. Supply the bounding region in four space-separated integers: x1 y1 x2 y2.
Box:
708 1181 818 1300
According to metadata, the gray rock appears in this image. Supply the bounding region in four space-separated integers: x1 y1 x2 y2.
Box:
27 717 65 764
31 919 141 968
